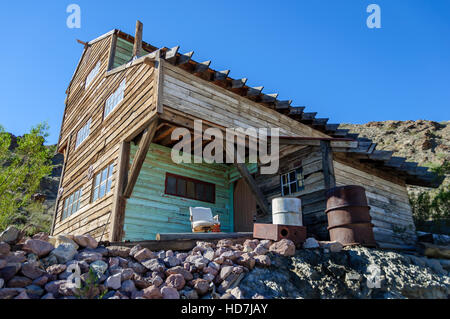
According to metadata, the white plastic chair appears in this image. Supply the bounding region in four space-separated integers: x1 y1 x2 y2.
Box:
189 207 220 232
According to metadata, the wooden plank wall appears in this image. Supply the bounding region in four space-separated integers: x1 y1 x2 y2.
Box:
162 63 329 138
334 160 417 247
123 143 234 241
54 35 158 240
255 146 329 239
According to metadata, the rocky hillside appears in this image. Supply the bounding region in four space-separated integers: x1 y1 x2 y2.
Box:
340 120 449 184
340 120 449 202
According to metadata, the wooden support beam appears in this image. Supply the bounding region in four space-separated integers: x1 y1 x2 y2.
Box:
279 137 358 148
50 135 72 235
325 124 340 132
235 163 271 217
214 70 230 82
320 140 336 189
332 129 350 137
110 141 131 242
313 118 329 126
369 150 394 161
261 93 278 103
231 78 247 89
107 32 118 71
246 86 264 97
178 51 194 65
193 60 211 74
123 119 159 198
275 100 292 110
133 20 143 58
154 52 164 114
164 46 180 64
301 112 317 121
288 106 305 116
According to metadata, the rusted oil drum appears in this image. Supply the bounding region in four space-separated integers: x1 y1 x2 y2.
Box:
325 185 376 247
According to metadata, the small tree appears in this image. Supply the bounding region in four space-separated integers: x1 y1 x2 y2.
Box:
410 161 450 234
0 123 54 231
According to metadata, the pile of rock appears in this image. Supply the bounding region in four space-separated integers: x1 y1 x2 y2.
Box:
0 228 296 299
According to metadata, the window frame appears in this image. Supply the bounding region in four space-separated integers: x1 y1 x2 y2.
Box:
75 118 92 149
104 78 126 119
85 61 101 89
61 188 83 221
164 173 216 204
91 163 115 203
280 167 305 196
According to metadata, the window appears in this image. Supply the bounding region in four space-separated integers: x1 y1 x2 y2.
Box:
85 61 101 89
92 163 114 202
104 79 126 118
280 168 304 196
75 119 91 149
165 173 215 203
62 188 83 220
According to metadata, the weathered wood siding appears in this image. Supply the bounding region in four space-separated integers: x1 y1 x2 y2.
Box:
54 34 158 240
255 146 329 239
123 143 238 241
162 63 329 138
112 37 152 69
334 160 417 247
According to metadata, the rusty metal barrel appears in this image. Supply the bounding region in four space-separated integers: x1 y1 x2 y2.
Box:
325 185 376 247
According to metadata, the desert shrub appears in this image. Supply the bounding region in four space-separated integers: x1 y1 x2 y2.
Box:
0 123 54 231
410 161 450 234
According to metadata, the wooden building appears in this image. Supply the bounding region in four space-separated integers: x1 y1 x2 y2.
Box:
51 22 441 249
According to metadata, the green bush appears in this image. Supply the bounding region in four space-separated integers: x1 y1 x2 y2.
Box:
0 123 54 232
410 161 450 234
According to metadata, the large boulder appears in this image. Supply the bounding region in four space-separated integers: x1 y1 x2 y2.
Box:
21 261 47 279
141 259 165 272
120 280 137 294
107 246 131 258
76 251 103 263
0 242 10 256
165 274 185 290
303 238 320 249
90 260 108 276
161 286 180 299
254 255 271 267
73 235 98 249
133 248 156 262
23 239 54 257
269 239 296 256
105 273 121 290
46 264 67 276
142 286 162 299
166 266 193 281
0 226 21 244
50 243 77 264
25 284 44 297
0 287 25 299
48 235 79 250
7 276 32 288
192 278 210 295
0 264 21 281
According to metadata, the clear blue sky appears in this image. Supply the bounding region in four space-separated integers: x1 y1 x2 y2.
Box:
0 0 449 144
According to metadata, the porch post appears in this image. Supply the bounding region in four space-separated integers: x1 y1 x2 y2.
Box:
320 140 336 189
